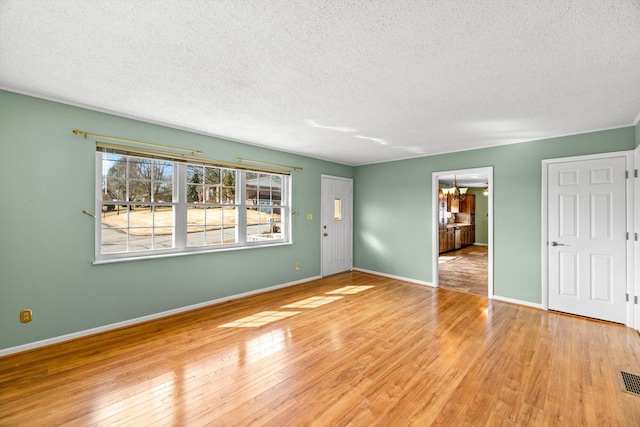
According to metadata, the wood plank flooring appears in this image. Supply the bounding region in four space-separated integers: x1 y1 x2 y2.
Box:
439 245 488 296
2 271 640 426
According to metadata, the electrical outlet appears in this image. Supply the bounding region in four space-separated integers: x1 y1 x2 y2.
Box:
296 262 301 270
20 309 32 323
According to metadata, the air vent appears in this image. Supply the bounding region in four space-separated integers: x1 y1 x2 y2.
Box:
619 371 640 396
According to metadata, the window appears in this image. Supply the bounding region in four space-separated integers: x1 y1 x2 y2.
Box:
96 148 290 262
333 197 342 221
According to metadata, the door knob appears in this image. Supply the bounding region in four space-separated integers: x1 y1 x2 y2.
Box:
323 233 329 237
551 241 568 246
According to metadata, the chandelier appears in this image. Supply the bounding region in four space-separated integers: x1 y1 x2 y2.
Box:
442 176 467 200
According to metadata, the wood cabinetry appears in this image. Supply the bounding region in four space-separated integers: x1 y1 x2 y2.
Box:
461 194 475 214
438 191 476 253
460 224 475 247
438 228 456 253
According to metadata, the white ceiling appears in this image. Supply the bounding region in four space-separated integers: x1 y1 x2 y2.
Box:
1 1 639 166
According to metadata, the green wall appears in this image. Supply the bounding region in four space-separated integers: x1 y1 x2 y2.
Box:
0 91 354 351
636 120 640 147
468 188 488 244
353 127 635 303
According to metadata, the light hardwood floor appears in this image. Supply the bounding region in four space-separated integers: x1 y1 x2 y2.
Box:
2 271 640 426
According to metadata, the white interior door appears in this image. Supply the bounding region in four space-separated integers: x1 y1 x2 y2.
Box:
547 156 627 323
321 176 353 276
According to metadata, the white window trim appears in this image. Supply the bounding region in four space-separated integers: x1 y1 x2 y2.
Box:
94 152 291 264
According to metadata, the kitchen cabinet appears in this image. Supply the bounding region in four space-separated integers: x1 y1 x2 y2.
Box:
460 194 475 214
438 189 476 253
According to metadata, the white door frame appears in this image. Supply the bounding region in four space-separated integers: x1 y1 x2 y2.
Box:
432 167 494 298
634 145 640 331
321 175 353 277
541 151 635 328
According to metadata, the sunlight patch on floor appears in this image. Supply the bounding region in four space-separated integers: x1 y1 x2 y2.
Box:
327 285 375 294
282 296 343 308
218 311 300 328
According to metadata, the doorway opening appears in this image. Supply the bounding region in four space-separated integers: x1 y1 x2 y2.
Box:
432 167 493 298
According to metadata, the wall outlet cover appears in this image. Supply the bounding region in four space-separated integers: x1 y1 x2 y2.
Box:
20 309 33 323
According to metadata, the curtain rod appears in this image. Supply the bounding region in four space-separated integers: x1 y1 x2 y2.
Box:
73 129 202 155
95 141 292 175
237 157 303 171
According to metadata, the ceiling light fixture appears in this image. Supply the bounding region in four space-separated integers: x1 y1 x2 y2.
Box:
450 176 467 200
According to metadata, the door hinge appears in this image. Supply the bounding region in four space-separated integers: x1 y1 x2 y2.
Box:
636 296 638 305
635 169 638 178
626 170 629 178
626 232 629 240
627 293 629 302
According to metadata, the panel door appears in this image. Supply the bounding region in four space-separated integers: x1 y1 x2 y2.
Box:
321 176 353 276
547 156 627 323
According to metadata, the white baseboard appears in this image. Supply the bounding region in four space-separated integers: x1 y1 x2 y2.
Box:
473 243 488 246
491 295 542 309
0 275 321 357
353 268 435 287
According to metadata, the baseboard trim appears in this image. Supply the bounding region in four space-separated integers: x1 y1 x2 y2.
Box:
0 275 322 358
491 295 542 309
353 268 435 287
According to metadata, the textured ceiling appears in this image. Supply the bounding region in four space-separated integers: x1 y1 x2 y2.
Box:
1 1 639 165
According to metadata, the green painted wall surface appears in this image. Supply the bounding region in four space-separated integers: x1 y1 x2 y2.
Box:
636 120 640 147
353 127 635 303
0 91 354 350
468 188 488 244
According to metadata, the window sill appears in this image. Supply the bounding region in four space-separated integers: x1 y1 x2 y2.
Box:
93 241 293 265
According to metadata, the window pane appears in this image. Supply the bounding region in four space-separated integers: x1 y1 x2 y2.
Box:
104 179 126 202
153 227 174 249
205 186 220 203
103 153 127 179
204 167 220 185
205 228 223 245
128 231 152 252
221 207 237 243
246 207 281 241
129 180 151 202
129 157 152 180
153 182 172 202
334 198 342 220
187 185 202 203
101 227 127 254
205 206 223 226
187 225 205 246
221 170 236 204
153 160 173 181
129 206 154 236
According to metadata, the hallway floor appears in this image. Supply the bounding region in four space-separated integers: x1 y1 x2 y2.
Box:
438 245 488 296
